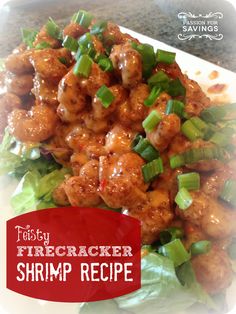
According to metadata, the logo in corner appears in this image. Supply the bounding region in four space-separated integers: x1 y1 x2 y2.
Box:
177 12 223 41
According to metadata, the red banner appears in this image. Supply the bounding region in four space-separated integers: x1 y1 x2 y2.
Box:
7 207 141 302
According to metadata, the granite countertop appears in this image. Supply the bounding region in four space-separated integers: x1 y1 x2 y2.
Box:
0 0 235 72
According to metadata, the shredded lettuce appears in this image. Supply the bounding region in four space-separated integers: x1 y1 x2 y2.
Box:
80 250 216 314
11 168 69 214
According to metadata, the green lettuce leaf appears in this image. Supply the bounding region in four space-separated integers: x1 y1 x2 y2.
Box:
80 251 216 314
0 58 5 71
0 151 22 176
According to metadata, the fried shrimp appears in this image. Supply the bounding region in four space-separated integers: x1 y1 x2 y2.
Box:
64 160 101 207
110 43 142 88
99 153 148 208
8 105 58 142
57 70 87 122
5 72 33 96
5 50 33 75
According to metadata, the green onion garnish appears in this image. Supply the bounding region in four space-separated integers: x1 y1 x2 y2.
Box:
75 44 96 61
21 28 38 48
62 35 79 52
175 187 193 210
200 106 227 123
177 172 200 191
142 157 163 183
90 21 107 35
73 10 93 28
45 17 62 40
98 57 113 72
166 99 185 118
156 49 176 64
96 85 115 108
159 227 184 245
219 179 236 207
158 239 190 267
132 135 160 162
144 86 162 107
210 131 231 147
35 41 51 50
170 146 225 169
189 117 208 133
190 240 211 256
58 57 68 65
181 120 204 141
148 70 170 88
167 78 186 97
73 54 93 78
131 43 156 78
78 32 93 48
142 110 162 132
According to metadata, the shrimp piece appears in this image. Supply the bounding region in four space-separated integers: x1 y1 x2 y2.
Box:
30 48 68 83
110 42 142 89
102 22 139 46
57 70 87 122
147 113 181 152
63 22 87 38
0 93 21 137
5 50 33 75
64 160 101 207
99 153 148 208
118 83 149 131
33 25 61 48
192 246 233 294
92 84 128 120
123 189 174 244
52 182 70 206
32 73 59 106
176 191 236 239
5 72 33 96
92 35 105 55
78 62 111 97
83 113 109 133
183 222 206 250
105 124 136 155
8 105 58 142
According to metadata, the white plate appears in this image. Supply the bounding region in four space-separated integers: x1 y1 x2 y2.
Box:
0 27 236 314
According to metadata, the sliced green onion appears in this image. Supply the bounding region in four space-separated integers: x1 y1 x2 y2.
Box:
142 110 162 132
35 41 51 50
156 49 176 64
148 70 170 88
78 32 93 48
159 227 184 245
166 99 185 118
170 154 185 169
144 86 162 107
203 123 219 140
90 21 107 35
21 28 38 48
73 10 93 28
58 57 68 65
177 172 200 191
142 157 163 183
210 131 231 147
45 17 62 40
132 43 156 78
175 187 193 210
190 240 211 256
189 117 209 134
220 179 236 207
98 57 113 72
62 35 79 52
132 135 159 162
228 239 236 260
158 239 190 267
200 106 227 123
96 85 115 108
181 120 204 141
73 54 93 78
75 44 96 61
167 78 186 97
170 146 225 169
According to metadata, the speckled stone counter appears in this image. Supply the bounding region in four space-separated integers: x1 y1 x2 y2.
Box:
0 0 235 72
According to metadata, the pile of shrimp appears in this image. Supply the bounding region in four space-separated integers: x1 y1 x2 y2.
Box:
1 12 236 295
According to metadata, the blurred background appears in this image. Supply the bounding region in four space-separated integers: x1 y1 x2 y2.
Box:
0 0 235 71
